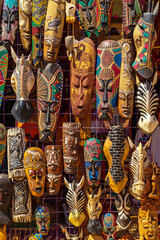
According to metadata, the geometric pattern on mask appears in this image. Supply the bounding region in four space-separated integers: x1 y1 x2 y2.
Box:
0 47 8 108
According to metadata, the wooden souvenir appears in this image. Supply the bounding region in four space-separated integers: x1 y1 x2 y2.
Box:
0 46 8 109
84 138 102 188
62 226 83 240
7 128 25 180
35 206 50 236
65 36 78 61
32 0 47 68
66 0 76 24
45 145 62 195
0 225 7 240
0 124 6 167
10 47 35 123
132 1 159 79
103 121 129 193
96 40 121 122
62 122 80 174
70 37 96 119
37 63 63 143
118 39 135 120
44 0 66 63
24 147 46 198
128 137 151 200
64 176 86 227
29 234 43 240
84 235 104 240
86 186 102 234
115 188 132 230
19 0 32 51
102 213 116 240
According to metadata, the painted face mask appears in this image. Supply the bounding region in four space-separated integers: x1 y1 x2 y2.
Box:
24 147 46 198
0 46 8 109
70 37 95 119
96 40 121 121
37 63 63 143
97 0 112 35
102 213 116 240
0 124 6 167
10 47 35 124
45 145 62 195
35 206 50 236
84 138 102 187
19 0 32 51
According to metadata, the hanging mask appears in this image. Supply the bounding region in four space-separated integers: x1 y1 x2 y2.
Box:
0 124 6 167
0 46 8 109
35 206 50 236
96 40 121 121
24 147 46 198
37 63 63 143
102 213 116 240
70 37 95 119
10 47 35 123
66 0 76 24
45 145 62 195
84 138 102 187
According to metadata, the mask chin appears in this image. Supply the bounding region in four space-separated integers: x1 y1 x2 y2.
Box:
11 100 34 123
87 219 102 234
138 116 159 134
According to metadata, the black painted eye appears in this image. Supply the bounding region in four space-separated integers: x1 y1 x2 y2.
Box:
99 87 104 92
82 7 86 11
139 25 144 31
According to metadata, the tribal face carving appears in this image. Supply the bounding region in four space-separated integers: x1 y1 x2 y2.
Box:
97 0 112 34
0 124 6 167
35 206 50 236
102 213 116 240
0 46 8 109
37 63 63 143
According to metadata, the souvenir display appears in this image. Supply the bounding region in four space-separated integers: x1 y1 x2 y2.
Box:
102 213 116 240
118 39 135 120
96 40 121 122
44 0 66 63
62 226 83 240
0 124 6 167
66 0 76 24
62 122 81 174
35 206 50 236
32 0 47 68
0 225 7 240
97 0 112 35
37 63 63 143
19 0 32 51
24 147 46 198
64 176 86 227
70 37 96 119
84 138 102 188
45 145 62 195
86 186 102 234
10 47 35 123
84 235 104 240
0 46 8 109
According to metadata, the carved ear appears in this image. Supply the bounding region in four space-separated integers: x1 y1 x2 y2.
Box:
123 119 129 129
97 185 101 198
64 177 69 189
64 228 70 239
79 175 84 188
134 0 142 17
27 52 32 65
144 137 152 150
11 46 17 63
153 1 159 16
152 71 158 86
127 136 136 150
136 75 141 86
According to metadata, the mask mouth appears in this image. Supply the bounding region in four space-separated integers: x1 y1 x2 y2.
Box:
77 105 84 110
90 178 97 183
23 33 31 39
101 21 107 27
34 187 42 193
88 27 96 32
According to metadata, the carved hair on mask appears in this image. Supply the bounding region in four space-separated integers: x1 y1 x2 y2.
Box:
70 37 95 119
102 213 117 240
62 122 81 174
84 138 102 188
24 147 46 198
66 0 76 24
37 63 63 143
0 124 6 167
45 145 62 195
0 46 8 109
96 40 121 122
64 176 86 227
61 226 83 240
10 47 35 124
132 1 159 79
35 206 50 236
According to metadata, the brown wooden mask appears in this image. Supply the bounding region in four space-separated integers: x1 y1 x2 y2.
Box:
0 124 6 167
62 122 81 174
24 147 46 198
45 145 62 195
70 37 95 119
44 0 66 63
11 47 35 123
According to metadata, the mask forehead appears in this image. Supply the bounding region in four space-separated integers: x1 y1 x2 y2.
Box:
0 46 8 109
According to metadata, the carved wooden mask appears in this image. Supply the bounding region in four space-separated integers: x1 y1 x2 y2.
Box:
71 37 95 119
24 147 46 198
102 213 116 240
66 0 76 24
45 145 62 195
11 47 35 123
0 46 8 109
62 122 80 174
19 0 32 51
96 40 121 121
37 63 63 143
0 124 6 167
35 206 50 236
44 0 66 63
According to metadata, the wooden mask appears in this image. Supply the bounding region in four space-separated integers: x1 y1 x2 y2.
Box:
62 122 80 174
97 0 112 35
45 145 62 195
44 0 66 63
19 0 32 51
84 138 102 187
132 1 159 79
0 124 6 167
11 47 35 123
24 147 46 198
118 39 135 120
0 46 8 109
102 213 116 240
103 122 129 194
96 40 121 121
128 137 151 200
86 186 102 234
37 63 63 143
66 0 76 24
63 227 83 240
64 176 86 227
32 0 47 68
35 206 50 236
70 37 95 119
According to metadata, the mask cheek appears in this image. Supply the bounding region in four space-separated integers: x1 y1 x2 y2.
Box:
36 222 42 233
45 220 50 231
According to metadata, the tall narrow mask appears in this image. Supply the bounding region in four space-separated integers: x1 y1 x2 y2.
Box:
35 206 50 236
102 213 116 240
